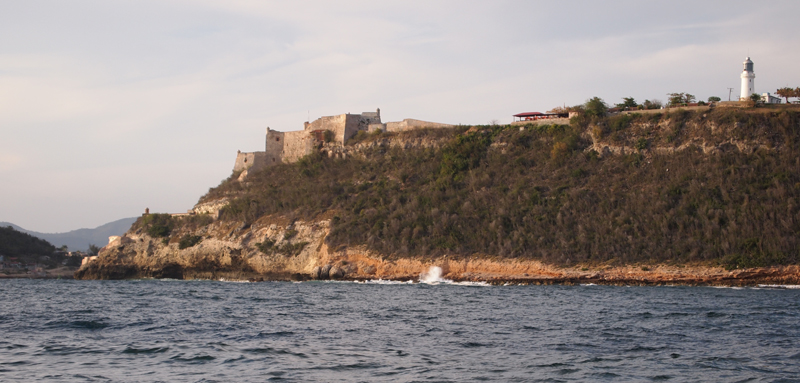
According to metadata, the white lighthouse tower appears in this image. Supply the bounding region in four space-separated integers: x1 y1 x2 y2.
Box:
740 57 755 100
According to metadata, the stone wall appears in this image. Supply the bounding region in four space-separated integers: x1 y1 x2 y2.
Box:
368 123 386 133
282 130 314 163
305 114 349 143
265 128 285 165
385 119 453 132
342 114 362 142
511 118 571 126
233 151 269 173
303 111 382 143
232 109 454 179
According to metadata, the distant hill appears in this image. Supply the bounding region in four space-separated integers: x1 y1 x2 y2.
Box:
0 226 55 257
0 217 138 252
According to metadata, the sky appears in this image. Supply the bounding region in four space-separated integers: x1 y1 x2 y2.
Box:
1 0 799 233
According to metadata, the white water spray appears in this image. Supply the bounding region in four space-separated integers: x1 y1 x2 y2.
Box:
419 266 448 284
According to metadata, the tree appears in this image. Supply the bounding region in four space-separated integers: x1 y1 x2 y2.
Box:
750 93 762 104
616 97 637 109
547 105 583 114
88 244 100 255
642 99 663 110
775 87 795 103
667 93 696 107
708 96 721 103
584 97 608 117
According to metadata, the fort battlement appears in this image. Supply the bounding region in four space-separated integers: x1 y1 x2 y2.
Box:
233 109 451 178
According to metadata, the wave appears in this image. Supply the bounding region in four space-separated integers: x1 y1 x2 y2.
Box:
757 284 800 289
418 266 490 286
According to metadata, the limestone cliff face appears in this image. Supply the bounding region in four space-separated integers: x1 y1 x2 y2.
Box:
76 217 330 280
75 210 800 286
586 112 780 157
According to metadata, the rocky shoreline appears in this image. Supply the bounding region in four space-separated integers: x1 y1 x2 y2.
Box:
74 255 800 287
70 213 800 287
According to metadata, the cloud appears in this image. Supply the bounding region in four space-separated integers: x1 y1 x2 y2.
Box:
1 0 799 232
0 153 22 172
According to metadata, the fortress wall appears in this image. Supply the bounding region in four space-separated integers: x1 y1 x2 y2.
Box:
233 151 270 173
249 152 269 173
359 111 381 126
368 123 386 133
282 130 314 163
342 114 362 142
512 118 571 126
233 151 251 172
265 129 285 165
385 119 453 132
305 114 350 143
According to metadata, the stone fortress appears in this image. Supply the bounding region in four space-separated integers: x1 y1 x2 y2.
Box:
233 109 452 178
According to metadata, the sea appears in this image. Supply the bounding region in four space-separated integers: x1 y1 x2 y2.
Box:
2 273 800 382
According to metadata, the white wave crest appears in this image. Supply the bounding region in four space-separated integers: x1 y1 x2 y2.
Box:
757 284 800 289
419 266 490 286
419 266 448 284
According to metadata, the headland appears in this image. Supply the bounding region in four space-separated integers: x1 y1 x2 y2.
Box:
76 104 800 285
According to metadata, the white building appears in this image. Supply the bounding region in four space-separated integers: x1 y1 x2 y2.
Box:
762 93 781 104
740 57 755 100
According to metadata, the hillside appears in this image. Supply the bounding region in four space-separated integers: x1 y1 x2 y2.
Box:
0 226 56 257
76 106 800 284
0 217 138 252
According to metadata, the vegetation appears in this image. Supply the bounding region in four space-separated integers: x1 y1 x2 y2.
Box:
0 226 55 257
775 87 799 104
584 97 609 117
708 96 721 103
178 235 203 249
667 92 696 107
615 97 638 109
641 99 663 110
192 108 800 269
255 239 309 256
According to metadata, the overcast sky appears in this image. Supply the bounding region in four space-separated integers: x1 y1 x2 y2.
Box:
1 0 799 233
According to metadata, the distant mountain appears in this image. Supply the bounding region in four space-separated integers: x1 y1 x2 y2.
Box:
0 217 138 252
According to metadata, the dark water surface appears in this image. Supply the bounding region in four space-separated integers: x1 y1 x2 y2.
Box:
1 279 799 382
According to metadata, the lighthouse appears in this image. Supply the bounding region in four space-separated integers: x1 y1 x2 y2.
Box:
740 57 755 100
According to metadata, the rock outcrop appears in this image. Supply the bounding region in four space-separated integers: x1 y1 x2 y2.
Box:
75 210 800 286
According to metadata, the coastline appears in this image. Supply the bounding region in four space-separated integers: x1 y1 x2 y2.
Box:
0 267 77 279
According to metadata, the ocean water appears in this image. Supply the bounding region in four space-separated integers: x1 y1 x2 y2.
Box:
1 278 799 382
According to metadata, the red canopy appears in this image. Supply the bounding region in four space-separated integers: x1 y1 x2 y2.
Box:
513 112 546 117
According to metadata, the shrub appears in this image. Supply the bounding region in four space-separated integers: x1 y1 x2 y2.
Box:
178 235 202 249
283 229 298 240
255 239 308 256
138 214 174 238
551 142 569 160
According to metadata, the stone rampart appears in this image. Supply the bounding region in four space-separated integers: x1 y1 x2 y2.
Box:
512 118 571 126
265 129 285 165
233 151 269 173
385 119 453 132
232 109 453 179
282 130 314 162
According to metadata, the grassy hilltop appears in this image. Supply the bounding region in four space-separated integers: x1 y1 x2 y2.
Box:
172 106 800 270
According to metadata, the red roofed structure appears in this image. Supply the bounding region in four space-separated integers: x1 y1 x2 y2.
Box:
513 112 568 122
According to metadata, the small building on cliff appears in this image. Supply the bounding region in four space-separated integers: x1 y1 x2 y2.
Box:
233 109 452 178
